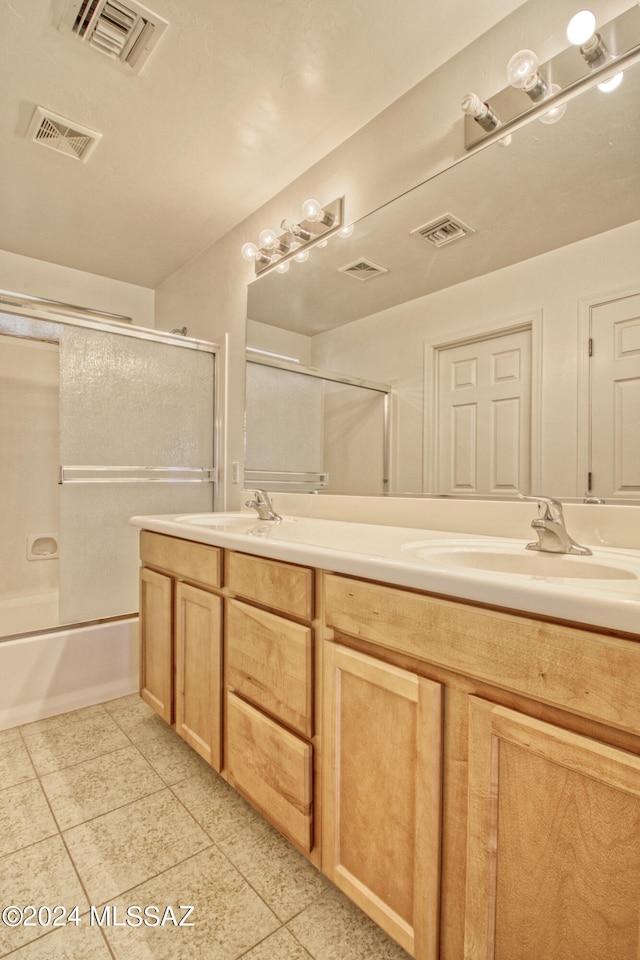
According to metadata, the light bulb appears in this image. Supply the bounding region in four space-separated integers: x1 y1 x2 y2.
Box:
275 260 290 273
301 198 323 221
539 84 567 125
567 9 596 46
338 223 354 238
294 249 309 263
507 49 540 89
241 241 259 262
258 228 278 249
598 71 623 92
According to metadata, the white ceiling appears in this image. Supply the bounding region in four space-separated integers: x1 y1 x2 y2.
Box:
0 0 524 289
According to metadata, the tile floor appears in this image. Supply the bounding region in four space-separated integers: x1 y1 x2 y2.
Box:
0 695 411 959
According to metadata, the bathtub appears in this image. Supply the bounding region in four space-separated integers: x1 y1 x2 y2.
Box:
0 617 139 731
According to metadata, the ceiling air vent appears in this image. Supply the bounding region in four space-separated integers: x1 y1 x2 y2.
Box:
411 213 474 248
60 0 168 73
26 107 102 162
338 258 389 282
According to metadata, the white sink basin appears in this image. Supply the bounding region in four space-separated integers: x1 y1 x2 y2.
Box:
402 539 638 581
173 512 265 534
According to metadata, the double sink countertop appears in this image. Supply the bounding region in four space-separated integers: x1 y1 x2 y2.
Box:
130 511 640 636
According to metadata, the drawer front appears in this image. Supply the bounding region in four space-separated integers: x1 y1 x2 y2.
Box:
226 692 313 853
140 531 221 588
323 573 640 734
227 599 313 738
226 551 313 620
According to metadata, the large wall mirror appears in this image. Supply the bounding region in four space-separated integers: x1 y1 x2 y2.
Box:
246 52 640 501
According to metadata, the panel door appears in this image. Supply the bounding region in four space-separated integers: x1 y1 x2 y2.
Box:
590 292 640 498
139 566 173 724
175 582 222 771
323 643 442 960
465 697 640 960
436 328 531 495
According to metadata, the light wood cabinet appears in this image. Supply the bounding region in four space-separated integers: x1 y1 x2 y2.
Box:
465 697 640 960
226 692 313 851
225 551 317 856
139 531 223 771
323 643 442 959
138 533 640 960
323 571 640 960
139 566 173 723
175 582 223 769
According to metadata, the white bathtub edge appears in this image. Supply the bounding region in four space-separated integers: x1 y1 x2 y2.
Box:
0 617 139 731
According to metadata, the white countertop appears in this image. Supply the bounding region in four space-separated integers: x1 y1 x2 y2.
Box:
130 512 640 636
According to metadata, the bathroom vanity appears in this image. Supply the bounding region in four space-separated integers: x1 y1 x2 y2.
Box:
131 509 640 960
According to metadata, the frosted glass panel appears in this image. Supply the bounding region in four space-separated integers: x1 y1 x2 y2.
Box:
58 483 211 622
59 327 213 467
245 363 324 473
59 328 215 624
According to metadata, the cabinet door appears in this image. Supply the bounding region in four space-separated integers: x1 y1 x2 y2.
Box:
323 644 442 960
175 582 223 771
465 697 640 960
139 566 173 723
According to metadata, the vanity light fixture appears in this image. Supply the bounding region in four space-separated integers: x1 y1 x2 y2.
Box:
567 9 609 66
598 71 623 92
462 3 640 149
240 196 344 277
539 83 567 124
460 93 501 132
507 49 548 101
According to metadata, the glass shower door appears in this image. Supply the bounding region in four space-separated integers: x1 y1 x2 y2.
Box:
58 325 215 625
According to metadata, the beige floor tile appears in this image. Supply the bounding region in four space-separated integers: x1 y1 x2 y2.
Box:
0 726 21 745
243 926 314 960
4 923 112 959
287 886 411 960
171 765 257 840
103 694 170 744
101 845 280 960
0 835 89 955
63 788 211 904
0 779 58 858
18 703 108 735
21 712 131 776
40 745 165 830
135 727 209 785
0 736 36 789
217 813 331 922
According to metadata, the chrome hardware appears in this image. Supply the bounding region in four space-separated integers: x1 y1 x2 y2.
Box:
245 489 281 521
518 494 592 555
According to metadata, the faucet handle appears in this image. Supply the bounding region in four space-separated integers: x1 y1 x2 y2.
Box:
517 493 564 522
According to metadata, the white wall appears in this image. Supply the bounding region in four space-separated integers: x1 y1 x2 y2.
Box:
310 218 640 498
0 249 155 328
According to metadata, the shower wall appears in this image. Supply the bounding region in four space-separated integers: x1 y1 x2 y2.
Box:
0 333 59 628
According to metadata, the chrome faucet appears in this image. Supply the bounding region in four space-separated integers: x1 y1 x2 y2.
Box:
519 494 592 556
245 489 281 521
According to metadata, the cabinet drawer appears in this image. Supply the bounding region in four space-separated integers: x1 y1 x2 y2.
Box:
227 599 313 737
140 531 221 588
323 573 640 734
226 551 313 620
226 693 313 853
